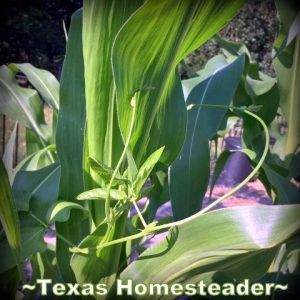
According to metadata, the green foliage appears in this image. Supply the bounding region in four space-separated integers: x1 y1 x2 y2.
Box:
54 8 88 282
0 159 21 268
1 1 300 299
122 205 300 290
170 54 245 220
273 1 300 165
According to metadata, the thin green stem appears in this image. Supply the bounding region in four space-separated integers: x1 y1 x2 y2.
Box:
133 199 147 228
105 95 137 224
29 212 75 247
69 105 270 254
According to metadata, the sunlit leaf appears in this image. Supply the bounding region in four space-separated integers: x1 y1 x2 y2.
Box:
113 0 245 168
10 63 59 111
77 188 127 201
0 159 21 262
0 65 46 141
46 201 89 223
121 205 300 295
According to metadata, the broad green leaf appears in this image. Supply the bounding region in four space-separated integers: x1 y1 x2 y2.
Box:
46 201 89 223
10 63 59 112
88 157 128 186
2 122 17 183
0 65 46 141
273 1 300 163
55 9 89 282
21 226 47 262
78 0 142 290
113 0 245 168
170 55 245 220
77 188 127 201
121 205 300 296
12 163 60 220
0 159 21 261
82 0 141 233
133 146 165 195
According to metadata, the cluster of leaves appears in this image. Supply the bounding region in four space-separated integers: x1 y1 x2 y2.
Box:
0 0 300 299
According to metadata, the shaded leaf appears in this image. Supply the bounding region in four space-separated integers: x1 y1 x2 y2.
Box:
12 163 60 221
170 55 245 220
2 122 18 183
55 9 89 282
0 159 21 262
273 1 300 163
0 206 48 273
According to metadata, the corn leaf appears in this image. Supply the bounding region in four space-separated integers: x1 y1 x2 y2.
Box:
88 157 128 186
112 0 245 168
2 122 18 183
273 0 300 163
55 9 89 282
9 63 59 112
0 65 46 141
0 159 21 262
12 162 60 219
121 205 300 297
170 55 244 220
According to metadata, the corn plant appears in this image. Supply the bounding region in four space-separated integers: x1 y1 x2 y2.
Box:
0 0 300 299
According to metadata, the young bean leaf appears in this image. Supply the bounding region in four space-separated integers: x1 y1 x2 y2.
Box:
88 157 128 186
46 201 89 223
77 188 127 201
133 146 165 194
